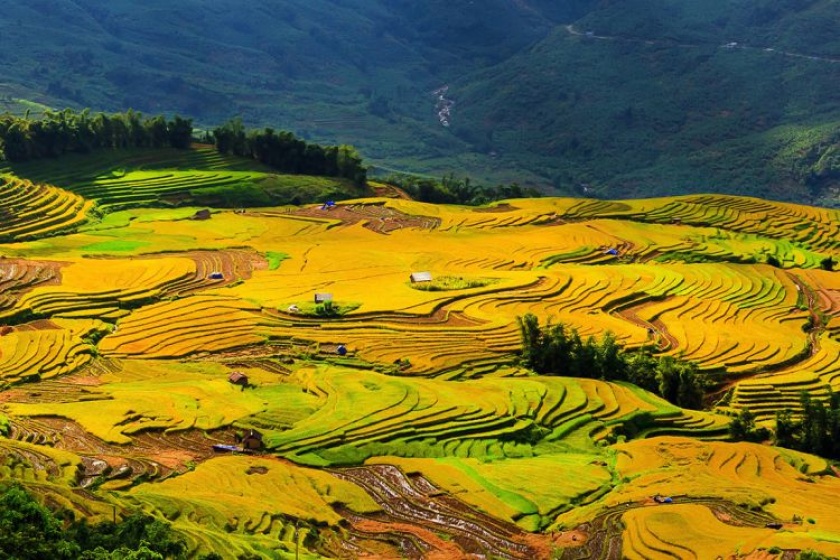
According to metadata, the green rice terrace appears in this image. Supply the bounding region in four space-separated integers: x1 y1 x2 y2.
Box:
0 146 840 559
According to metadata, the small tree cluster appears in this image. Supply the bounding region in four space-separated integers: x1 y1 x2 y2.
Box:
212 118 366 185
0 483 187 559
387 172 541 206
0 109 193 162
517 313 705 409
728 408 770 442
774 391 840 460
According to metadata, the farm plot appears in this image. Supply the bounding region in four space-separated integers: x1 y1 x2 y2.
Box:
622 504 777 559
0 176 93 241
375 454 612 532
95 248 268 297
0 319 103 383
0 436 121 523
571 194 840 257
627 264 807 372
98 295 277 358
240 365 727 469
0 256 197 322
0 258 63 312
568 437 840 535
3 359 277 444
729 371 832 421
125 455 382 557
6 146 359 212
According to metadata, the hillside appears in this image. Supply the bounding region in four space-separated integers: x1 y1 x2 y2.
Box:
0 148 839 557
1 1 839 204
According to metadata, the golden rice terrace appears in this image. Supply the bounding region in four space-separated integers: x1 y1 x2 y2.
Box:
1 150 839 559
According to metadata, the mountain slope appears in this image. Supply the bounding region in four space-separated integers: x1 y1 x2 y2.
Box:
451 22 840 201
0 0 839 204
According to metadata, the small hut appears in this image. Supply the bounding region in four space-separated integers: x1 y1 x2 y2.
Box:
409 271 433 283
228 371 249 387
241 429 263 451
192 209 211 220
209 271 224 280
314 293 333 304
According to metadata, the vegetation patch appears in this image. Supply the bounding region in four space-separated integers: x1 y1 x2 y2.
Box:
408 275 498 291
285 300 361 317
81 240 149 253
265 251 289 271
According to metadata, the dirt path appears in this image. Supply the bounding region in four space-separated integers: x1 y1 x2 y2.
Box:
785 272 824 357
610 296 679 352
370 183 412 200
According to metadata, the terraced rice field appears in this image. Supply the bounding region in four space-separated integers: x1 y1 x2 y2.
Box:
1 155 839 558
0 176 93 241
1 146 357 211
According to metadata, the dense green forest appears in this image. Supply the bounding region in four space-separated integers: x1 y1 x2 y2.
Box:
0 110 192 160
0 1 838 204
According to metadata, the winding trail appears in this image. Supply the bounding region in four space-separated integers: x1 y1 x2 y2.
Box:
611 296 679 352
565 24 840 64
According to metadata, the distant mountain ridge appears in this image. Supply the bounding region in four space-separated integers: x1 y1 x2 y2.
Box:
0 0 838 205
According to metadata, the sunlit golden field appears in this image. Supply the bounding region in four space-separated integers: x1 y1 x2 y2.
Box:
1 160 840 559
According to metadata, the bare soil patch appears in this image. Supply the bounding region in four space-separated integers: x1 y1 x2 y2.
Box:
291 203 440 234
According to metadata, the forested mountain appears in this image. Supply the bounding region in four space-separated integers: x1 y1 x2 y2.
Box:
1 0 839 204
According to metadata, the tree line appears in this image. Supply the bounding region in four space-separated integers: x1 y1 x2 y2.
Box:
517 314 705 409
0 109 193 162
385 172 541 206
0 110 368 187
212 118 367 186
730 391 840 460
